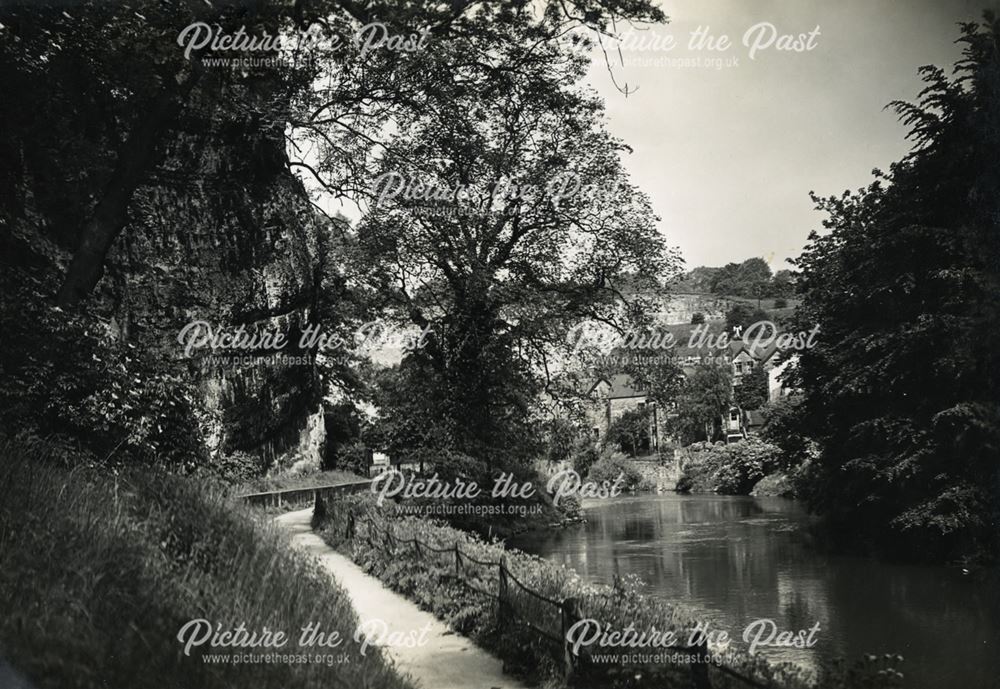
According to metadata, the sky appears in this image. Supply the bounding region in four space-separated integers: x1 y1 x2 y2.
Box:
586 0 994 270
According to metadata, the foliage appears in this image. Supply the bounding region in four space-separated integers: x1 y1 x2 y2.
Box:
772 270 796 298
571 442 602 477
315 493 900 689
691 312 706 324
734 365 769 411
725 303 772 334
760 395 818 472
0 266 210 472
621 332 686 408
541 416 582 464
321 401 363 470
677 260 794 299
711 258 773 298
749 472 796 498
604 407 653 456
678 438 781 495
587 450 653 491
788 16 1000 562
0 437 412 689
339 5 681 467
671 364 733 443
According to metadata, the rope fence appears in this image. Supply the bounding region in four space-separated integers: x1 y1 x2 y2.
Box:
326 497 773 689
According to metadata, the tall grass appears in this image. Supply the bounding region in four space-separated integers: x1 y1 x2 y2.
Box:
0 438 414 689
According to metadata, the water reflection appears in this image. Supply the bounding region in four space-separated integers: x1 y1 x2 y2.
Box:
508 494 999 689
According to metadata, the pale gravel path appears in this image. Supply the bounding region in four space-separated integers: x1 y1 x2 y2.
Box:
274 508 530 689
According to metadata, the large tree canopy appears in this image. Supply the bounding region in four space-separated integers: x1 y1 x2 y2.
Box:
335 9 679 463
789 15 1000 562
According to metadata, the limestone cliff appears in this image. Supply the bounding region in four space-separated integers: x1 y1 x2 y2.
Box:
3 74 327 474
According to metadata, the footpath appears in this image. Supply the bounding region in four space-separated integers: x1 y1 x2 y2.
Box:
275 508 530 689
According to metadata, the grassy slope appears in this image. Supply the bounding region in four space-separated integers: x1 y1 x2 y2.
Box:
0 439 412 689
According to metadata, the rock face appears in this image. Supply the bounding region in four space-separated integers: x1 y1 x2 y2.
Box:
3 78 328 474
650 292 735 324
98 86 327 473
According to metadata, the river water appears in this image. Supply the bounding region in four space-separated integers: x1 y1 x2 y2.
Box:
507 494 999 689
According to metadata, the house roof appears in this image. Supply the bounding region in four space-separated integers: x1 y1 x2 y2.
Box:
588 373 648 399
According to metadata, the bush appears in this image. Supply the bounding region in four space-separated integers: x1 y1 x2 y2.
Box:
679 438 781 495
0 267 210 473
332 439 372 475
586 451 653 491
571 443 601 477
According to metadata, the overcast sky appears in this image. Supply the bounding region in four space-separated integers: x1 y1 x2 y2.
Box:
587 0 993 271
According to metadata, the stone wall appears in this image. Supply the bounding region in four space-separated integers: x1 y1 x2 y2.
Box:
631 455 683 492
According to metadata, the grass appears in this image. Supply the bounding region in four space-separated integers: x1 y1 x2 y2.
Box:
0 437 412 689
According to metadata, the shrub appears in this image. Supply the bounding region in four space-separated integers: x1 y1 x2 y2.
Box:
0 267 210 473
570 443 601 478
586 451 653 491
679 438 781 495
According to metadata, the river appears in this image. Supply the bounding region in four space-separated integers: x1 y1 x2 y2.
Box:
507 494 999 689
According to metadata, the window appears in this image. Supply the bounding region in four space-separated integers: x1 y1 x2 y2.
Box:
735 362 744 374
592 427 600 440
730 410 739 421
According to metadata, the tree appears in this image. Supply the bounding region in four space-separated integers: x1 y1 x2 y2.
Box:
346 10 680 466
672 364 732 444
2 0 668 308
605 407 652 456
735 365 768 411
760 395 816 472
691 312 706 324
771 269 795 298
790 16 1000 562
709 258 772 298
725 303 770 334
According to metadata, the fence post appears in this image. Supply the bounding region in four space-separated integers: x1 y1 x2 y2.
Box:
414 537 421 559
312 493 327 529
561 597 579 684
497 555 508 631
454 543 461 577
690 641 712 689
345 510 354 540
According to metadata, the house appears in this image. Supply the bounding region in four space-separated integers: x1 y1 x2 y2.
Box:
583 322 796 446
585 373 667 453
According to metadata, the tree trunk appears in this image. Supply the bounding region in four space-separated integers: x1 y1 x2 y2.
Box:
55 74 196 307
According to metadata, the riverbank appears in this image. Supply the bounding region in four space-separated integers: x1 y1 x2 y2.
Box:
0 439 411 689
311 492 851 689
511 492 998 689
